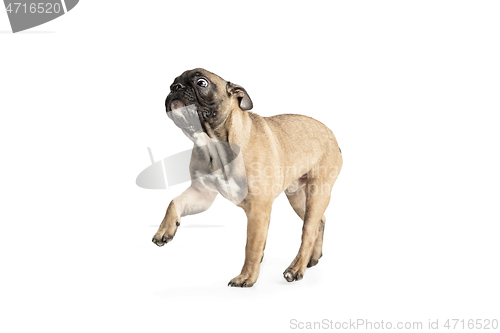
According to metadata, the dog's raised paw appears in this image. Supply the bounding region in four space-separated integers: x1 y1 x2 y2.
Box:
161 235 173 243
151 237 165 247
152 233 175 247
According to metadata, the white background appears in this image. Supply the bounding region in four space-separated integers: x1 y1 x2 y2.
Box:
1 1 499 332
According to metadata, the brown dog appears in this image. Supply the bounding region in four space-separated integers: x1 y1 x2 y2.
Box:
152 68 342 287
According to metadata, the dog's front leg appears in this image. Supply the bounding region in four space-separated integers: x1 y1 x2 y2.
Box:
228 201 272 288
152 183 217 247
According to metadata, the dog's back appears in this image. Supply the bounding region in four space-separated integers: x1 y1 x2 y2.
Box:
264 113 341 177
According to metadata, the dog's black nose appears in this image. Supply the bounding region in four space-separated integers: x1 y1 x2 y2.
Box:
171 83 185 92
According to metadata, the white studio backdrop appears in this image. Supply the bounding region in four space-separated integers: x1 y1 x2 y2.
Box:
1 1 499 332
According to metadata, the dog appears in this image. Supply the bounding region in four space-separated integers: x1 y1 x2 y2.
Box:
152 68 343 287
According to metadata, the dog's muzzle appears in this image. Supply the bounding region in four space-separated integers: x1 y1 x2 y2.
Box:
170 99 185 111
167 103 203 138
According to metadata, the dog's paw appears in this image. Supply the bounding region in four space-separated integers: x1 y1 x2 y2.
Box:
228 274 257 288
283 267 305 282
151 233 174 247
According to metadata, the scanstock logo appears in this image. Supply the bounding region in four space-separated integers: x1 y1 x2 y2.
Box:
3 1 79 33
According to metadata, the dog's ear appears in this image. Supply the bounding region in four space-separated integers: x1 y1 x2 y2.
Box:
226 82 253 111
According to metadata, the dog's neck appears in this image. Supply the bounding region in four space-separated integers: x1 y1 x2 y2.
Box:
201 108 250 148
201 118 227 142
226 108 252 150
192 108 250 175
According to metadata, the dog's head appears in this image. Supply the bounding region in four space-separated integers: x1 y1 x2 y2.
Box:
165 68 252 140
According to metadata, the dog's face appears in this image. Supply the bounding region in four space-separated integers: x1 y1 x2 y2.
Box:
165 68 252 139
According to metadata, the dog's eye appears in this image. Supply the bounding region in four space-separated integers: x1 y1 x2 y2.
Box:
196 78 209 88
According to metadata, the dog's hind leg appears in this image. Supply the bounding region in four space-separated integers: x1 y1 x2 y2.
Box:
284 175 332 282
308 217 325 267
285 178 326 269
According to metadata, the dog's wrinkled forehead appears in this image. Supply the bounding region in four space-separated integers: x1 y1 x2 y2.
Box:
173 68 226 88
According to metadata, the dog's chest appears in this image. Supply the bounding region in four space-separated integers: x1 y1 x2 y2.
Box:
195 171 244 202
193 152 248 204
188 133 248 204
